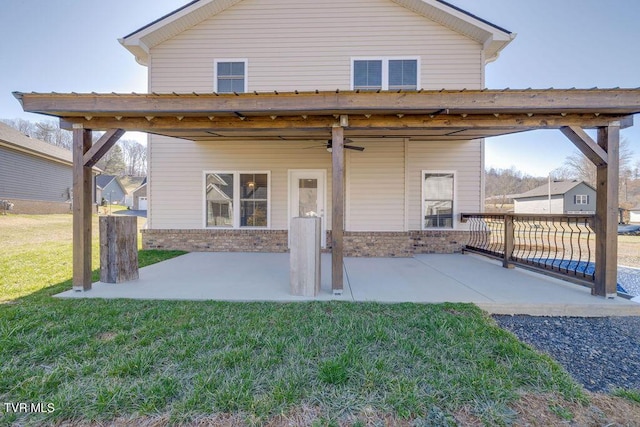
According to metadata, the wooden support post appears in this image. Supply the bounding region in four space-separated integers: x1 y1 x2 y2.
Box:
331 125 345 294
503 214 515 269
594 123 620 297
72 126 93 291
100 216 139 283
560 126 608 167
83 129 125 167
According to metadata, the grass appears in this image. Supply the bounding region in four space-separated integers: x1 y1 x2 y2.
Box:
613 388 640 404
0 213 632 426
0 214 149 302
0 301 585 425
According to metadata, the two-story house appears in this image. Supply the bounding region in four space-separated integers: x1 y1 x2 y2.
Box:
16 0 635 297
119 0 514 256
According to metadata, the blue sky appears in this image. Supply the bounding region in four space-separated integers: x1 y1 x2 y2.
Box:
1 0 639 177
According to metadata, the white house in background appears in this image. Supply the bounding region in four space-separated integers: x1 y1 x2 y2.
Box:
131 177 148 210
630 206 640 223
118 0 515 255
513 180 597 215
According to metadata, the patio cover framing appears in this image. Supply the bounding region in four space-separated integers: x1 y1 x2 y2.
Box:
14 88 640 298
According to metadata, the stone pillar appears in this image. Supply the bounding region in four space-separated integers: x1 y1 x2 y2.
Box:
290 217 321 296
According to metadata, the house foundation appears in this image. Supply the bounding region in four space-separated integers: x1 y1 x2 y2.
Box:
142 229 469 256
3 198 72 215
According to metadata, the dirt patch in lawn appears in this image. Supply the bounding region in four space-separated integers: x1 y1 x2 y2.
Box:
59 393 640 426
505 393 640 427
619 235 640 268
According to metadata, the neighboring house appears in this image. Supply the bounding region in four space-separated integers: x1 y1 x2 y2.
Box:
0 122 97 214
630 206 640 224
513 180 596 215
95 175 128 205
132 177 148 210
118 0 515 255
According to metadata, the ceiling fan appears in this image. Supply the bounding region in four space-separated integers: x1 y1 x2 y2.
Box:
304 139 365 152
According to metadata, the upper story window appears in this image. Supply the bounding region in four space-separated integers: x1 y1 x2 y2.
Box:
353 60 383 91
214 59 247 93
352 57 419 91
574 194 589 205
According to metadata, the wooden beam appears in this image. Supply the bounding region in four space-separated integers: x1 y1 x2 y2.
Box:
72 127 93 291
331 125 344 294
59 113 632 134
83 129 125 167
560 126 608 166
16 89 640 117
594 123 620 297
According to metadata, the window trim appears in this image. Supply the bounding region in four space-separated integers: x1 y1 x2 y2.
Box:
350 56 420 91
421 170 456 231
213 58 249 93
203 170 270 229
574 194 589 205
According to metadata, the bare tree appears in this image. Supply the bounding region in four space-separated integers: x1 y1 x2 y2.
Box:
485 167 546 210
119 139 147 176
561 137 634 202
2 118 72 149
1 118 34 135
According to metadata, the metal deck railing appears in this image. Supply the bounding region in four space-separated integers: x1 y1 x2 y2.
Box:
461 213 596 287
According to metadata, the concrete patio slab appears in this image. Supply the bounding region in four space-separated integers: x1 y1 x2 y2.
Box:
345 256 491 303
56 252 640 316
57 252 353 302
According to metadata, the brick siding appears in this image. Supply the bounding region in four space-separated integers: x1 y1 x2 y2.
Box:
142 229 289 252
143 229 470 255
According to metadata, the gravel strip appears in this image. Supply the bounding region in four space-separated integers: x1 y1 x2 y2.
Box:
493 316 640 393
619 266 640 296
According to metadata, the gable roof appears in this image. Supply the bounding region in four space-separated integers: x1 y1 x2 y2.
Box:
0 121 73 166
96 175 128 194
120 0 514 66
514 180 595 200
96 174 115 189
132 178 147 194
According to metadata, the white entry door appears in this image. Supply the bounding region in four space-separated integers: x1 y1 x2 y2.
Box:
289 170 326 247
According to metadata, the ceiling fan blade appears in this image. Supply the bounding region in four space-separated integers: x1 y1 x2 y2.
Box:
344 144 365 151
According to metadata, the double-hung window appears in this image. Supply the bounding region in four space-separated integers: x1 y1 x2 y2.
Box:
352 57 419 91
205 172 269 228
422 172 455 229
214 59 247 93
574 194 589 205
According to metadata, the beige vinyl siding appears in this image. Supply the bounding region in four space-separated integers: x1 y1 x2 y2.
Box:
149 0 483 92
407 140 482 230
149 137 333 229
346 140 405 231
149 136 481 232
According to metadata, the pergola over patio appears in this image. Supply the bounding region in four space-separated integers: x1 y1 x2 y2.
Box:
14 88 640 298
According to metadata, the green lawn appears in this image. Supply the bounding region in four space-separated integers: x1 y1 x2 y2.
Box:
0 214 621 426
